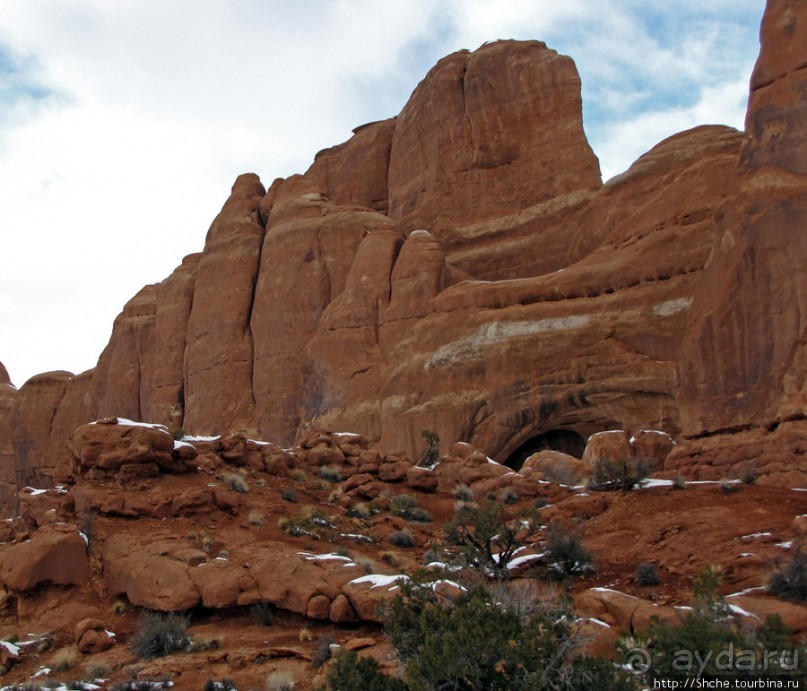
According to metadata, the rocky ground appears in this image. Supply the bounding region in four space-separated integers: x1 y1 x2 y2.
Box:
0 418 804 689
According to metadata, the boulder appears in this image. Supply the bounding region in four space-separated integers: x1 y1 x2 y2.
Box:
0 525 89 593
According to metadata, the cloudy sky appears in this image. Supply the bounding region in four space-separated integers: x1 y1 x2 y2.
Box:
0 0 765 388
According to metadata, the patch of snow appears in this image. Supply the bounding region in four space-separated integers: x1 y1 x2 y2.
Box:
431 579 465 592
726 586 767 598
299 552 354 563
739 553 756 558
94 417 169 431
639 478 675 489
777 540 794 549
728 604 761 620
740 532 772 539
173 440 195 450
0 640 19 656
340 533 374 542
586 617 611 628
33 667 50 677
590 587 639 600
79 531 89 546
349 574 407 590
507 553 545 569
22 487 48 496
105 630 115 638
184 434 221 442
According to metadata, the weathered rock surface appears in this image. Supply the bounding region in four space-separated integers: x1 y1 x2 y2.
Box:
0 524 89 593
2 1 807 517
672 0 807 477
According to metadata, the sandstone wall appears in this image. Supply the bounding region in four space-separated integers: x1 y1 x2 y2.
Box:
2 2 806 515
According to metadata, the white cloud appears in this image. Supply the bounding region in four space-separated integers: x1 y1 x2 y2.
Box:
0 1 765 386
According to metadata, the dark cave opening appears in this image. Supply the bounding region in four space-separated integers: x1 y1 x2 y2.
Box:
503 429 587 470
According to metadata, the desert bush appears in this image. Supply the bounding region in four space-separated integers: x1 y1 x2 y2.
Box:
290 468 308 483
282 489 298 503
279 506 336 540
408 507 432 523
500 487 519 505
250 600 276 626
544 522 595 578
635 562 661 586
622 566 805 682
770 540 807 602
355 555 375 573
389 494 432 523
298 627 312 642
590 456 647 491
52 644 78 671
390 493 418 518
380 551 399 567
319 465 343 483
422 544 444 565
248 509 264 526
419 429 440 467
265 671 294 691
444 500 540 577
720 479 740 494
222 471 250 494
312 635 335 668
85 659 111 678
453 483 474 502
326 649 407 690
740 463 757 484
346 502 371 519
390 530 415 548
383 572 635 690
671 474 686 490
130 611 190 660
204 678 236 690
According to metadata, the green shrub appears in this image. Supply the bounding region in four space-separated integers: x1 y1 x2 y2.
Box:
389 494 432 522
444 500 539 577
419 429 440 467
326 649 407 690
390 493 418 518
346 502 371 519
312 635 335 668
590 456 647 491
623 566 806 682
635 562 660 586
500 487 519 505
770 541 807 602
222 471 249 494
279 506 336 540
390 530 415 548
250 600 275 626
319 465 343 483
383 572 636 690
453 483 474 502
265 671 294 691
545 521 595 578
131 611 190 659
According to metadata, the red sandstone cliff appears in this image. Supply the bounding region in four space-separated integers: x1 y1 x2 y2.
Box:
2 1 806 514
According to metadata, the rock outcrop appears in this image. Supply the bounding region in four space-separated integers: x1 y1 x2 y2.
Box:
2 1 807 514
670 0 807 480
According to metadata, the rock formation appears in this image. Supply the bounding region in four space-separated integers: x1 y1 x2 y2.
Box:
2 1 807 514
